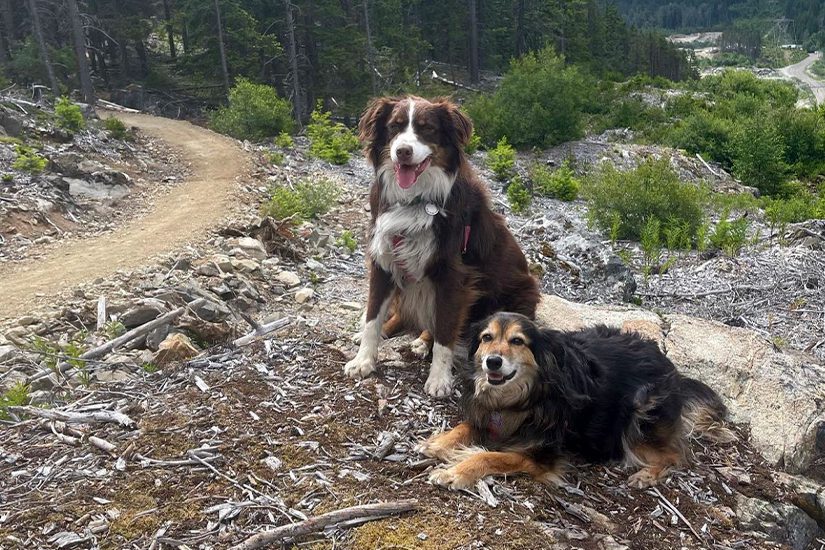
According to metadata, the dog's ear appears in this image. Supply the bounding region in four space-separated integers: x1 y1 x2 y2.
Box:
359 97 397 163
466 318 488 361
436 99 473 147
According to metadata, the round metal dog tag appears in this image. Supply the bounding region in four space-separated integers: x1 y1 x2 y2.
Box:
425 203 439 216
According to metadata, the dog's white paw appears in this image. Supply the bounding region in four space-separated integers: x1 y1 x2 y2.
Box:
424 370 454 398
428 467 474 490
344 355 376 379
351 331 363 345
410 336 431 358
414 436 440 459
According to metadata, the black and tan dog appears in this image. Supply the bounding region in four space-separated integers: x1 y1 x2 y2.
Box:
417 312 734 489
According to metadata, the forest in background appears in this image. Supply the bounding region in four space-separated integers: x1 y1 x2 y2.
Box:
0 0 694 120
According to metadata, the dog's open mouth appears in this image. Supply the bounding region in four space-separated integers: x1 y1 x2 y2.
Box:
394 157 431 189
486 370 517 386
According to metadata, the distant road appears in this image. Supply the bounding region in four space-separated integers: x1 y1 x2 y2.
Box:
779 51 825 105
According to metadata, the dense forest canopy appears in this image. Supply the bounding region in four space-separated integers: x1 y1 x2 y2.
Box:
0 0 693 119
609 0 824 49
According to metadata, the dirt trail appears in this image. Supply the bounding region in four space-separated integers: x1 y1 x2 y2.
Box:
0 111 250 320
780 51 825 105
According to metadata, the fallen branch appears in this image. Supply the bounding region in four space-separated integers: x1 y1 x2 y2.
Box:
652 486 701 540
696 153 722 178
430 70 480 92
232 317 290 347
8 406 135 428
28 299 206 385
230 500 419 550
97 99 141 113
638 284 775 299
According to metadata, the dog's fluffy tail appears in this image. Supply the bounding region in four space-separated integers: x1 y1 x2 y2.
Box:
679 377 736 443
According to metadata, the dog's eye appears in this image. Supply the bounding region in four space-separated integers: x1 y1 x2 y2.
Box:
510 337 524 346
388 121 403 131
480 334 493 342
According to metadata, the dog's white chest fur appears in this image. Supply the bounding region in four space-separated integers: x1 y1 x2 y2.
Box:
370 203 438 285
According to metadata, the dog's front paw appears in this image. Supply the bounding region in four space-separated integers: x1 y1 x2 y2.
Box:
627 468 660 489
428 466 475 490
415 436 446 460
344 355 376 379
410 336 431 359
424 370 454 398
351 331 363 345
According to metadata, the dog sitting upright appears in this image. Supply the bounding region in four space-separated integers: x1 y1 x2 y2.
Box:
345 96 539 397
418 312 734 489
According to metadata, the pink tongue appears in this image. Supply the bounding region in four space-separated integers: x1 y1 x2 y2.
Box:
395 164 418 189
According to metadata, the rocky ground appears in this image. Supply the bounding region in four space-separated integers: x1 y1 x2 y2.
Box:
1 124 824 549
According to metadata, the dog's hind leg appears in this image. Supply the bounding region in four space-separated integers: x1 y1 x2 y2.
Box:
429 450 562 490
416 422 472 461
626 443 682 489
410 330 433 358
345 266 393 379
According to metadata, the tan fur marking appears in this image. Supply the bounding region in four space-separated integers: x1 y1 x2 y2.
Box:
430 451 561 489
418 422 472 461
627 444 682 488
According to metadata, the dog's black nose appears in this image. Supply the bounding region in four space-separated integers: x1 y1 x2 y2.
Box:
396 146 412 163
485 355 503 371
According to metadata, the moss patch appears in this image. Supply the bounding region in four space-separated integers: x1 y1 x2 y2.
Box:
352 512 470 550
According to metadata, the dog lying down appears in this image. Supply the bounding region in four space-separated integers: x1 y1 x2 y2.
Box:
417 312 734 490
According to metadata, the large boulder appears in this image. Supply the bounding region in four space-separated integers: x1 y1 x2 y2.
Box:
535 294 825 474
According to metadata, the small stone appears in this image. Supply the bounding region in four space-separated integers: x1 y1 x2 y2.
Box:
212 254 234 272
154 333 199 366
190 299 231 322
306 258 325 271
295 288 314 304
234 237 267 260
231 258 260 273
16 316 38 326
0 344 22 363
120 302 166 328
340 302 362 311
276 271 301 288
196 263 221 277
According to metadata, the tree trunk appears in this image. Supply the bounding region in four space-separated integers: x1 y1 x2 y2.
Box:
65 0 95 104
514 0 526 57
468 0 479 83
213 0 230 95
182 20 190 55
26 0 60 97
363 0 376 94
162 0 176 61
0 0 13 62
284 0 303 126
135 39 149 77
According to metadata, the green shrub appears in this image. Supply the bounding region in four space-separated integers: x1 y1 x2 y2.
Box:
266 151 285 165
464 132 482 155
730 116 789 196
640 216 663 276
709 209 750 256
582 157 708 244
466 47 591 148
531 162 579 201
2 173 13 183
55 97 85 133
12 145 47 174
336 230 357 253
210 78 294 141
306 104 359 165
487 137 516 181
103 117 129 140
274 131 294 148
262 177 339 222
0 381 30 420
506 176 531 214
763 188 825 231
666 111 734 169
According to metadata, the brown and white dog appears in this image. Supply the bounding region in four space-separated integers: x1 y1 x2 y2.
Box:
345 96 539 397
